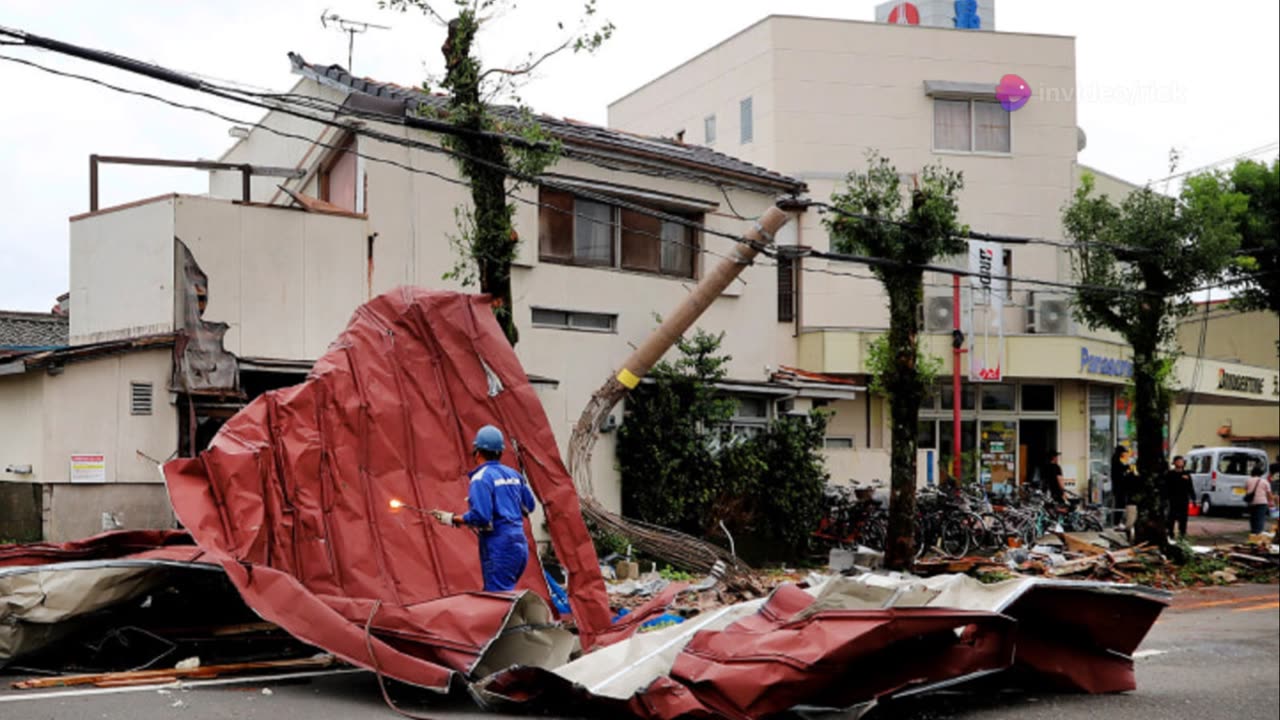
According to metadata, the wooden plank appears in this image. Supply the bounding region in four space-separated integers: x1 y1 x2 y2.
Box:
1057 533 1108 556
12 655 334 690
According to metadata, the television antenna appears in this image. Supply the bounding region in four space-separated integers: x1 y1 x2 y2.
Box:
320 10 390 74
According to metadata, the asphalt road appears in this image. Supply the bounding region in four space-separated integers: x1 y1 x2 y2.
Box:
2 583 1275 720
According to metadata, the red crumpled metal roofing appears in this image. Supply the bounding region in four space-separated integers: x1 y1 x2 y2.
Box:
162 288 613 689
0 529 203 568
477 578 1169 718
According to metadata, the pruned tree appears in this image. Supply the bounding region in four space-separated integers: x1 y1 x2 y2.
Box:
825 153 967 570
1063 171 1245 545
383 0 614 345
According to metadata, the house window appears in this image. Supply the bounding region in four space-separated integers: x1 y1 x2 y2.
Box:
727 395 769 440
777 256 796 322
573 198 615 266
933 99 1011 154
704 114 717 145
824 437 855 450
740 97 753 144
319 134 359 211
130 382 153 416
539 188 700 278
531 307 617 333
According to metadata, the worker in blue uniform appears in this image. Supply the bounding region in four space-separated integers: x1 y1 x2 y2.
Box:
431 425 536 592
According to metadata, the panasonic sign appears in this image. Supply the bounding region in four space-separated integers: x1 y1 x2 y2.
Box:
1080 348 1133 378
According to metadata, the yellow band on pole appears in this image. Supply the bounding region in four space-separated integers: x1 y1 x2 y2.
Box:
616 367 641 389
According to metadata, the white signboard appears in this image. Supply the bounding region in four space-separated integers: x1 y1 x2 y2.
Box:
967 240 1006 382
70 453 106 483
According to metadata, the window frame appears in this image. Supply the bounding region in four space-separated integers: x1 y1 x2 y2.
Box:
824 436 856 450
739 97 753 144
704 114 717 145
530 306 618 334
538 187 701 279
931 97 1013 157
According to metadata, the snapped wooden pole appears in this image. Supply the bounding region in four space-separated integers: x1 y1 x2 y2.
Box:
612 205 791 390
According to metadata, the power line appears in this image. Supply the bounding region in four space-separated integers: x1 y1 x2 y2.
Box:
0 53 735 285
1149 141 1280 186
3 33 1273 303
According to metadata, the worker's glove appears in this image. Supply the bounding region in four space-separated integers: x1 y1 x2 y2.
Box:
430 510 455 526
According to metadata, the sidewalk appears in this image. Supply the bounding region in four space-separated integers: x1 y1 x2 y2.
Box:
1184 515 1254 546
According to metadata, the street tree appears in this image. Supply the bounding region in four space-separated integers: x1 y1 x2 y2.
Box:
1220 158 1280 319
1062 172 1245 545
825 154 967 570
383 0 614 345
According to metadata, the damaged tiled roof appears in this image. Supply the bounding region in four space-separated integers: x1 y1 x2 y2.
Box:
288 53 806 194
0 311 68 350
0 333 174 373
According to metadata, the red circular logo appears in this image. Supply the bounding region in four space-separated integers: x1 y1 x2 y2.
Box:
888 2 920 24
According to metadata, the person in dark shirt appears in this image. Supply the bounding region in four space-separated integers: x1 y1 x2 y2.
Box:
1043 450 1066 504
1111 445 1138 537
1163 455 1195 540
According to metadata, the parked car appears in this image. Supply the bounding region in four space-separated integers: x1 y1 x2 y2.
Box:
1185 447 1270 516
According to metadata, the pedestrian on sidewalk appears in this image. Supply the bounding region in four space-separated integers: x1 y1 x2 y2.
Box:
1043 450 1066 505
1111 445 1138 540
1244 465 1275 535
1163 455 1195 541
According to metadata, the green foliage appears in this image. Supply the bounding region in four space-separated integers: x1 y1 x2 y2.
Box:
865 334 943 398
825 152 969 272
658 565 697 581
587 522 632 558
1219 158 1279 316
379 0 613 345
1063 171 1246 347
616 329 830 563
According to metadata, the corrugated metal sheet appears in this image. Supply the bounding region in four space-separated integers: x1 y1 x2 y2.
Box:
161 288 613 689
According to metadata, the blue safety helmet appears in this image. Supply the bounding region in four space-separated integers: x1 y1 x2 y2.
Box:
473 425 505 453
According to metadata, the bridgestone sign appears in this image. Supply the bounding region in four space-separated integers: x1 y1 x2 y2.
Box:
1217 369 1264 395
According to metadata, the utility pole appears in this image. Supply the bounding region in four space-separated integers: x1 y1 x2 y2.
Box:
320 11 390 74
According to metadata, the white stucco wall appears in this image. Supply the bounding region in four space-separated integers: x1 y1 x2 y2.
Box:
39 348 178 485
69 196 176 345
0 370 45 483
173 196 368 360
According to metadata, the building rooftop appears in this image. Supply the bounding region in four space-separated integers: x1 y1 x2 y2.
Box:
0 310 69 351
288 53 806 195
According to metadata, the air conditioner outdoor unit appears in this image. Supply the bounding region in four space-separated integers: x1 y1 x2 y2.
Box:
922 296 956 333
1027 294 1072 334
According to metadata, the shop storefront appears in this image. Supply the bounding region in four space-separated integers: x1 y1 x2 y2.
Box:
917 380 1061 498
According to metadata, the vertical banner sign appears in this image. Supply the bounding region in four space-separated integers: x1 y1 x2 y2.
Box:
967 240 1006 381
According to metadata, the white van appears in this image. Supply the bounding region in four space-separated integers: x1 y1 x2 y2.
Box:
1185 447 1270 515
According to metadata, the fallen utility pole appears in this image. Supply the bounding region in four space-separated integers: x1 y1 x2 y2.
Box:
11 655 336 690
569 207 791 589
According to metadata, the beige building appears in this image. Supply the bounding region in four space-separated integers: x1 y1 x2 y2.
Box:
608 14 1278 499
1173 305 1280 460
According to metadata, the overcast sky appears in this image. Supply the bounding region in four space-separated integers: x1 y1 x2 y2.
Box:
1 0 1277 311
